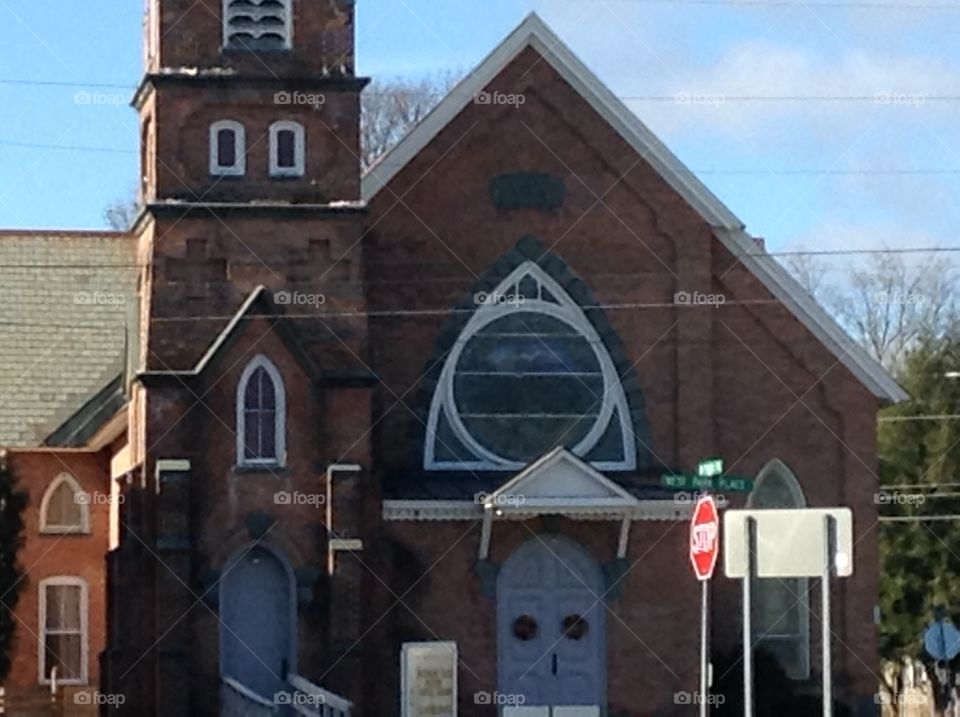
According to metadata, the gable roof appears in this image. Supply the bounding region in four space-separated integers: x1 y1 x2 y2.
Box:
0 231 137 447
138 285 376 387
361 13 906 404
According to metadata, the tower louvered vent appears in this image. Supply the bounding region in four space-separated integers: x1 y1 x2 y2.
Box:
224 0 292 50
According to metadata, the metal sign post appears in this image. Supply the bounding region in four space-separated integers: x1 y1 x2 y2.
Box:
700 579 709 717
742 516 756 717
725 507 853 717
690 493 720 717
822 514 836 717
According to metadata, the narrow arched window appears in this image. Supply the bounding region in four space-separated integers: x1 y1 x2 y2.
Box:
210 120 246 176
269 121 305 177
40 474 90 535
747 459 811 680
237 356 286 467
38 576 88 684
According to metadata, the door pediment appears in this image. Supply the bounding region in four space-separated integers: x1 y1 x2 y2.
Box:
485 447 640 514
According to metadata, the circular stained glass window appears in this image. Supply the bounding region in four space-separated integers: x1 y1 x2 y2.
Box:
452 312 604 462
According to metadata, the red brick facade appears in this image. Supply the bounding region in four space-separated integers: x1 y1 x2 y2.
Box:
0 4 893 716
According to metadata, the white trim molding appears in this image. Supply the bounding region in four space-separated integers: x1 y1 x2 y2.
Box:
269 121 306 178
383 499 689 523
236 355 287 468
39 473 90 535
209 120 246 177
38 576 89 685
360 12 905 405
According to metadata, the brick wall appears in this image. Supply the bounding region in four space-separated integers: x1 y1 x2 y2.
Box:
5 451 111 692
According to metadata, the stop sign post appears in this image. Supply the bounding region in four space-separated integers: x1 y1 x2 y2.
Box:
690 494 720 717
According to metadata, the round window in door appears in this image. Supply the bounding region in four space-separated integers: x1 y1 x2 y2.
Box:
496 536 606 711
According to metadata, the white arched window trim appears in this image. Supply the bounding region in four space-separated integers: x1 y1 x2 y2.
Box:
424 261 637 472
268 121 305 177
39 473 90 535
209 120 246 176
236 355 286 468
38 575 89 685
747 458 811 680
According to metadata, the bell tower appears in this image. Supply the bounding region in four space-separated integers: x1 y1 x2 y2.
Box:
134 0 369 371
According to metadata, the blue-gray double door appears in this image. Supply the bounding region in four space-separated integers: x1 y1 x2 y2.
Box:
497 536 606 710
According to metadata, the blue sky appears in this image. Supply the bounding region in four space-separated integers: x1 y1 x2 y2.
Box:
1 0 959 256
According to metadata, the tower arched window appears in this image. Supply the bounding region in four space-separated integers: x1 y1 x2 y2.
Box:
237 355 286 467
747 459 811 679
210 120 246 176
39 474 90 535
223 0 293 51
424 261 637 471
269 121 305 178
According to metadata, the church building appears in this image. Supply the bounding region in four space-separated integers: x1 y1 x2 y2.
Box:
0 1 906 715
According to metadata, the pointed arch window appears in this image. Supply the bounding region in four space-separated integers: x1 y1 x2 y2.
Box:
237 356 286 467
223 0 293 51
269 121 305 178
40 474 90 535
425 261 637 471
210 120 246 177
747 459 811 680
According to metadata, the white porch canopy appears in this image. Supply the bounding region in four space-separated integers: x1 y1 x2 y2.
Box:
382 448 693 560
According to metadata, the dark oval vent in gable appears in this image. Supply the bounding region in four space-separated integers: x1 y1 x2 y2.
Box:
489 172 565 211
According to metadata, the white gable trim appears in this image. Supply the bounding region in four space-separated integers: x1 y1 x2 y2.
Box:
489 447 640 511
361 12 739 225
716 228 907 403
360 13 905 404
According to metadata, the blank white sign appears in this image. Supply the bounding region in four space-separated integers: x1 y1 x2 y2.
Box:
724 508 854 578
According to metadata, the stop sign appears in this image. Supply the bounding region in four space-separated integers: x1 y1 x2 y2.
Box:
690 494 720 581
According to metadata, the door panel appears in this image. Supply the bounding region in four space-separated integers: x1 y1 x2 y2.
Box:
220 546 293 700
497 536 606 712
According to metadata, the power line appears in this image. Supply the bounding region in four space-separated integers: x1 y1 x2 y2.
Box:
879 414 960 422
0 139 135 155
595 0 960 9
0 245 954 272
